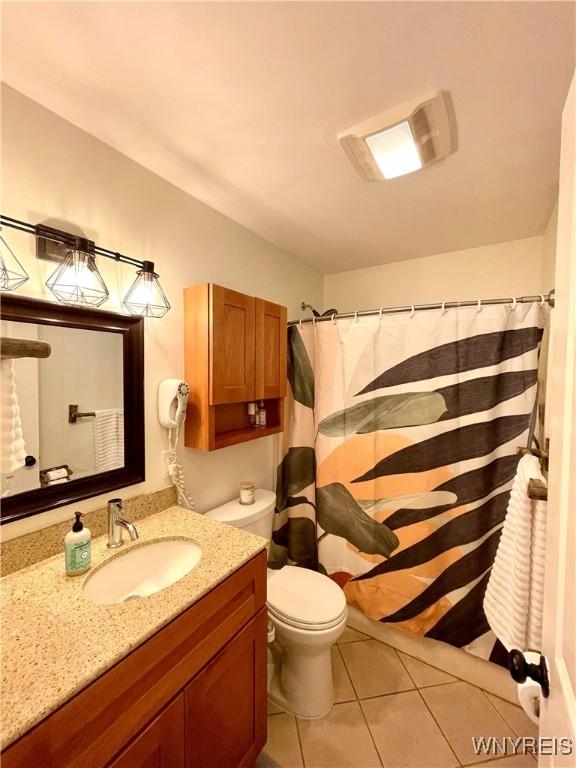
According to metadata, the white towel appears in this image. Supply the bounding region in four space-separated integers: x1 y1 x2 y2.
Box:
0 359 27 474
484 454 547 651
94 409 124 472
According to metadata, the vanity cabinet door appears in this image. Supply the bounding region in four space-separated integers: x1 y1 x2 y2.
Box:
255 298 287 400
184 608 267 768
210 285 256 405
108 695 185 768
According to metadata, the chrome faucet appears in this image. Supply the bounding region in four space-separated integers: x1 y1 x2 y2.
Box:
107 498 139 549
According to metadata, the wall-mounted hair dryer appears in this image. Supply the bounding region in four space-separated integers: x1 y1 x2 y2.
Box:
158 378 193 510
158 378 190 430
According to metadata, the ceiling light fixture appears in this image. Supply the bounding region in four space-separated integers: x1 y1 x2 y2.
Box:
338 91 455 181
123 261 170 318
0 225 29 292
0 215 171 317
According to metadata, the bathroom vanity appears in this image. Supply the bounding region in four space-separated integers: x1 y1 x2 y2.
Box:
1 507 268 768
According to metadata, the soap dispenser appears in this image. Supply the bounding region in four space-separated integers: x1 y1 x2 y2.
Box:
65 512 92 576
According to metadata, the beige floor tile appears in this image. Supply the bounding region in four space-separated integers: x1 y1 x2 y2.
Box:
476 756 536 766
332 646 356 703
338 626 369 644
362 690 458 768
485 694 539 739
268 698 286 715
421 682 517 765
297 701 381 768
398 651 458 688
340 639 414 699
266 713 303 768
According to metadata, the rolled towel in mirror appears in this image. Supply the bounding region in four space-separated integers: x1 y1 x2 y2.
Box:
44 467 69 481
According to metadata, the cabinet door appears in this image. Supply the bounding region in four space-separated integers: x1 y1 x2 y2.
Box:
184 609 267 768
211 285 256 404
108 695 185 768
255 298 287 400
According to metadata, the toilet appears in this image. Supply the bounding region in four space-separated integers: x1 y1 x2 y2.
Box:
207 489 348 719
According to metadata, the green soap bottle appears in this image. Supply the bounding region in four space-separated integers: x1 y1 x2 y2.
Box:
64 512 92 576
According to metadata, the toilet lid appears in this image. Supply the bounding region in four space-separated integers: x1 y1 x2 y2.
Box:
267 566 347 628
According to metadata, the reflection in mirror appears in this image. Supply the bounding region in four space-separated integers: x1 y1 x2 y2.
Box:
1 320 124 498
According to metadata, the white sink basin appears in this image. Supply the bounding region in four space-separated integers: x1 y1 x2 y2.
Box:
82 538 202 605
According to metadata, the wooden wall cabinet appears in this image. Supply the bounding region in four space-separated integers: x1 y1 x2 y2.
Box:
185 284 287 451
3 552 267 768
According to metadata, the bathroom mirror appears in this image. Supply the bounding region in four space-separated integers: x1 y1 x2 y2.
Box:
0 295 144 524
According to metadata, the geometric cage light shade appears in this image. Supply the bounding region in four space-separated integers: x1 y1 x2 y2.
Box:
46 239 109 307
123 261 170 318
0 214 171 318
0 227 29 291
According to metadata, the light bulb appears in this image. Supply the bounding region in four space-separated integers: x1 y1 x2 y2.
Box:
123 261 170 318
46 238 109 306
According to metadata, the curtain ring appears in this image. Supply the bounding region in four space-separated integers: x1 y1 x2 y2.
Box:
312 315 317 326
299 318 303 327
441 301 447 315
539 294 545 307
476 299 482 313
379 307 384 321
511 297 517 311
332 313 337 324
354 311 359 322
409 305 415 318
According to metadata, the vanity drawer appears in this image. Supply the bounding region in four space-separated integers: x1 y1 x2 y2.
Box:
2 549 266 768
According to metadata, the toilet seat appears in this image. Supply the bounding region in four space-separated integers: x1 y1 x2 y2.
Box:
267 566 347 631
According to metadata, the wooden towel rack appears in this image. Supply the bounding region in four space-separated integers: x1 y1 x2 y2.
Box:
0 337 51 360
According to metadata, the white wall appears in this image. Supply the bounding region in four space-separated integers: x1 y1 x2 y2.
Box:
542 200 558 292
1 85 323 539
324 236 549 313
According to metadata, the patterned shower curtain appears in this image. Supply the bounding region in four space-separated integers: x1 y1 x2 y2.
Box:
271 302 547 661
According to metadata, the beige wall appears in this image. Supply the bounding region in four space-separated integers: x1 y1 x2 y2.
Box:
323 236 549 313
1 85 323 539
542 200 558 292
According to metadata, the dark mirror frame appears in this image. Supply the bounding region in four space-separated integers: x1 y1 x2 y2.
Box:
1 294 145 525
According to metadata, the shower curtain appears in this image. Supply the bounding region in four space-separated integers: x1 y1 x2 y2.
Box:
271 302 546 661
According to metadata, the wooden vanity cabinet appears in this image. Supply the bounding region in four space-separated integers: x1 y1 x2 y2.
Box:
184 284 287 451
2 551 267 768
108 695 185 768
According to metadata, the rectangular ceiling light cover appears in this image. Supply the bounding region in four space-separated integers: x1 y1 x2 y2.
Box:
338 91 454 181
365 121 422 180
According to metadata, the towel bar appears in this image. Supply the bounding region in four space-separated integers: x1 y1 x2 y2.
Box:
68 404 96 423
528 479 548 501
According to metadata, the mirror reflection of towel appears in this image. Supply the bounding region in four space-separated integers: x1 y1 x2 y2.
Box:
94 409 124 472
0 359 27 474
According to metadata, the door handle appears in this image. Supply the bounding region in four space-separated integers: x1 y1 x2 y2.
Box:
509 648 550 698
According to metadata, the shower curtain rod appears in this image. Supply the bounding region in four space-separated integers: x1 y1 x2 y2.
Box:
288 290 555 326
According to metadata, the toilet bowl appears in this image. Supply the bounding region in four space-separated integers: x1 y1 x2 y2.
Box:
207 489 348 719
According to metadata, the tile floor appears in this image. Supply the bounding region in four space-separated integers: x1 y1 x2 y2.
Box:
264 626 539 768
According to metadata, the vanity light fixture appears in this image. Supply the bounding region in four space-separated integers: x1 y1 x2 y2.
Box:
46 237 109 307
0 214 171 317
0 224 29 291
338 91 455 181
123 260 170 318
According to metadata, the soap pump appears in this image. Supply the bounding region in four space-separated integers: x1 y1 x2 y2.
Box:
65 512 92 576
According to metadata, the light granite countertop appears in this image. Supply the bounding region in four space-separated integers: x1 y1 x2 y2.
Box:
0 505 267 750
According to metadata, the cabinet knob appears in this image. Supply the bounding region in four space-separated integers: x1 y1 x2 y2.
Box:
24 455 37 467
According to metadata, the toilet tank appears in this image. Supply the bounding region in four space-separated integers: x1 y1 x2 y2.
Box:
206 489 276 541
